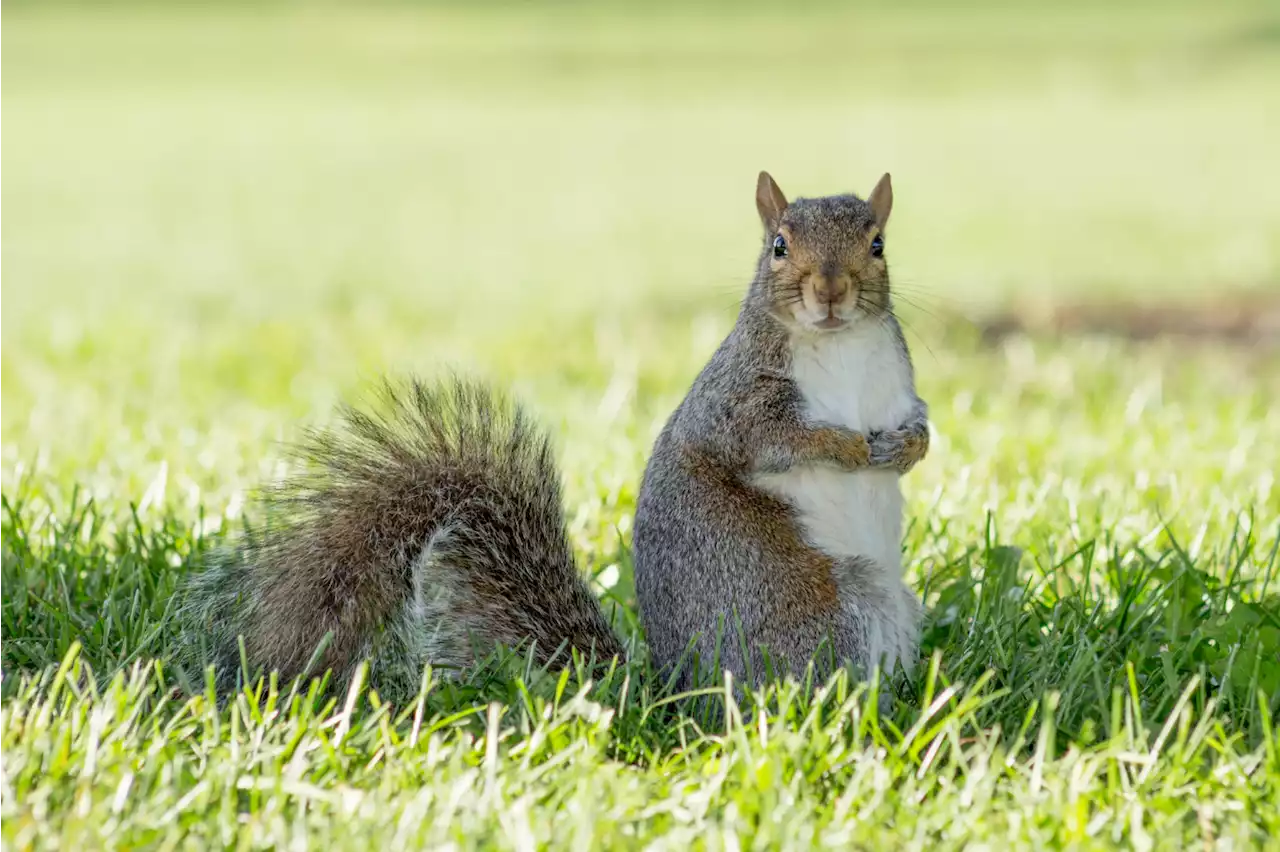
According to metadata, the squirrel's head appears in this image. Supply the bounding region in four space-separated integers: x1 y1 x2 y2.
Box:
750 171 894 334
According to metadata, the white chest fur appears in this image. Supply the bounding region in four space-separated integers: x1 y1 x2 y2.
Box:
754 321 915 575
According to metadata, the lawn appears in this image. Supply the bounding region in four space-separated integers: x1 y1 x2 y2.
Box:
3 1 1279 848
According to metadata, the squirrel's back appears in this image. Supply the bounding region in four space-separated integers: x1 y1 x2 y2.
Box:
179 377 624 695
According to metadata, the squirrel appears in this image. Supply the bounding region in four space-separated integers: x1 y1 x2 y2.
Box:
632 171 929 690
178 172 927 699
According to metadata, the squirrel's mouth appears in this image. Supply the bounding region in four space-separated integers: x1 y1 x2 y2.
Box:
812 316 850 331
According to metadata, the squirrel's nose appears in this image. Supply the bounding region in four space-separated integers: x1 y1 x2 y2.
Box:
813 275 850 308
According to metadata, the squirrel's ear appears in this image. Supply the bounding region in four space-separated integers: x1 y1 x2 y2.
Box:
756 171 789 232
868 172 893 228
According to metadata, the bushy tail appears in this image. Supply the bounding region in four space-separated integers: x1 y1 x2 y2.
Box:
178 377 625 695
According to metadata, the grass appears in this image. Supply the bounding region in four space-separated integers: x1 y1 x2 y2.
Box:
3 1 1280 848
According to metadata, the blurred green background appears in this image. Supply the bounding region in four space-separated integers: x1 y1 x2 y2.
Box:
3 0 1278 532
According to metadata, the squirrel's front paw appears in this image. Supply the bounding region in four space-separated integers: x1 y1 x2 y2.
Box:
819 427 871 469
869 424 929 473
842 431 872 468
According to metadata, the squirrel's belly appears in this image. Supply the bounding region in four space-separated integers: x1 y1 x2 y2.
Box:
754 467 904 574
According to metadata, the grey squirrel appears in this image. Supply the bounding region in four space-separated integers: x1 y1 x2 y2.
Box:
179 172 928 696
634 172 929 689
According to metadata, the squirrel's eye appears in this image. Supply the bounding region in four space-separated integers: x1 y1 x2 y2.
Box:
772 234 788 258
870 235 885 258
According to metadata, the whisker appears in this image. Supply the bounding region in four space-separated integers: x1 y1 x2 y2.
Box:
857 291 942 364
890 279 987 315
889 293 949 325
896 316 941 364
